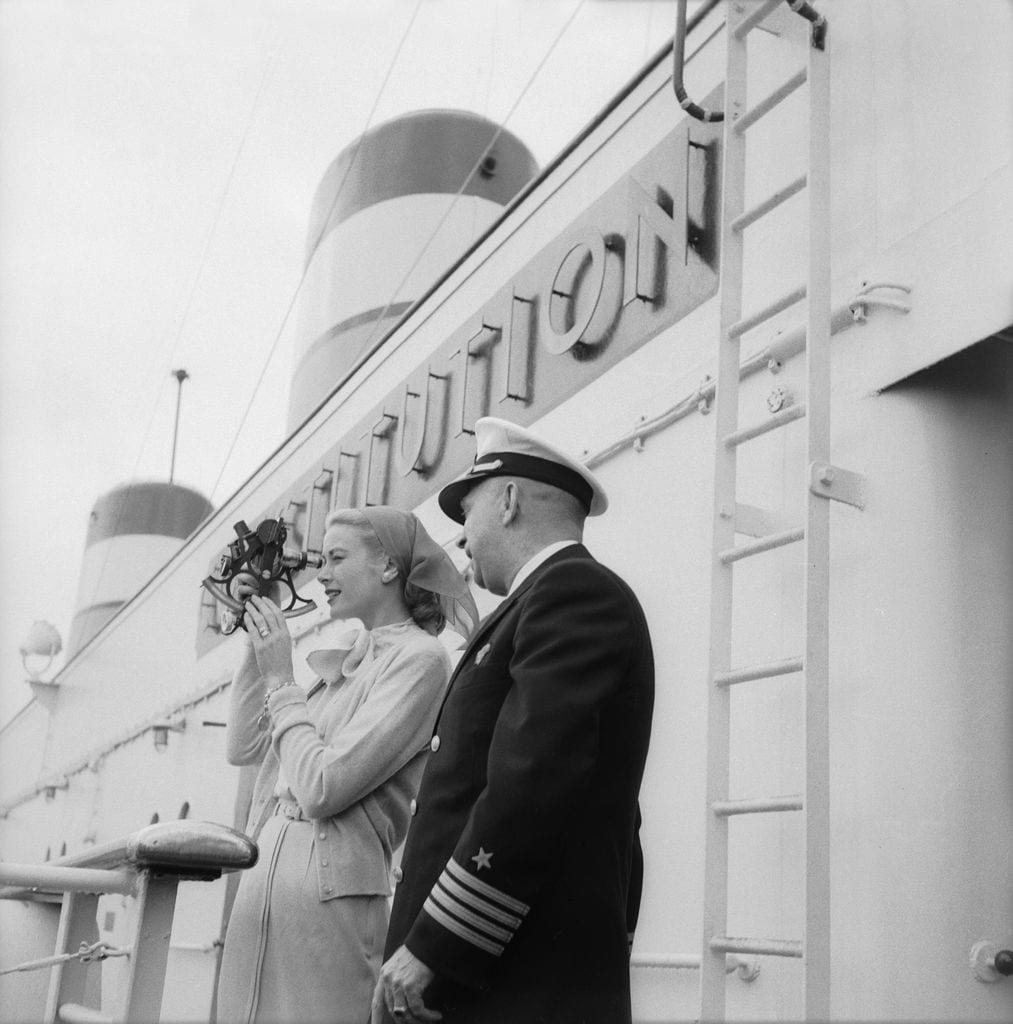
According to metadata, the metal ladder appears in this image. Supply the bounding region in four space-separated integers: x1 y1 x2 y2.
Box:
698 2 842 1020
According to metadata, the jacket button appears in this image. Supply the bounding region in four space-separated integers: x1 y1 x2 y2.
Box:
318 831 326 840
324 886 332 894
392 866 403 883
321 860 328 867
430 735 440 752
410 799 417 816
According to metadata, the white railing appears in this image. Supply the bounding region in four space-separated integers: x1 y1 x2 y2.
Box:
632 952 760 981
0 820 257 1024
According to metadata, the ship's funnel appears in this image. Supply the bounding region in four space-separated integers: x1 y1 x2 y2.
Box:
67 482 213 657
287 109 539 430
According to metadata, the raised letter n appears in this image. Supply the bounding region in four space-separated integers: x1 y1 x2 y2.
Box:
623 177 687 307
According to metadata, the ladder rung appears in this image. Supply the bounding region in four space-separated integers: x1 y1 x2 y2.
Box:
735 68 808 134
732 0 784 39
723 403 806 448
712 795 804 816
719 526 804 564
710 937 803 958
728 284 807 340
731 174 807 233
714 656 804 687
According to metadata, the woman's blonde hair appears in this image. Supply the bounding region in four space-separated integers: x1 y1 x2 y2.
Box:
324 509 446 634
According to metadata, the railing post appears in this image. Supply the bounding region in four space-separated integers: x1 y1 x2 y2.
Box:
116 873 178 1023
1 821 257 1024
44 893 101 1024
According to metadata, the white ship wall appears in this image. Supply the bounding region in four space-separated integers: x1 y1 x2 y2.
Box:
2 2 1011 1021
0 704 49 804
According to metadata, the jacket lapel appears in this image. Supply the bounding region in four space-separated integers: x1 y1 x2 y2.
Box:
449 544 592 680
432 545 592 729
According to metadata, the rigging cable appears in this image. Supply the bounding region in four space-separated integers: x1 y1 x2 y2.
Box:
475 0 500 240
60 0 426 670
354 0 588 369
207 0 426 506
210 0 588 505
77 43 282 652
54 0 661 672
273 0 720 456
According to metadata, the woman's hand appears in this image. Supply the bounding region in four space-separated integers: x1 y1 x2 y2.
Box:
244 594 296 688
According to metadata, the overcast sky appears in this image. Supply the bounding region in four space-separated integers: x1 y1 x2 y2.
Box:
0 0 692 726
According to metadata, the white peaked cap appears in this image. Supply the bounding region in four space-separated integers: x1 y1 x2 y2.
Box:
437 417 608 524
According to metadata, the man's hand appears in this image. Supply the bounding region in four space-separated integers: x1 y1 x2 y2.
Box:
370 945 441 1023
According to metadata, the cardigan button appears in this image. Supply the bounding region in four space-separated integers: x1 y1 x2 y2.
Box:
392 866 403 883
430 735 441 752
410 799 417 816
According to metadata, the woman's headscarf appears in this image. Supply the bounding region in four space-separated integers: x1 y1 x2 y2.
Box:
358 506 479 639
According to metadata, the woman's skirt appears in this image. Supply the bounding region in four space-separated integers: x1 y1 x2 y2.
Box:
216 810 388 1024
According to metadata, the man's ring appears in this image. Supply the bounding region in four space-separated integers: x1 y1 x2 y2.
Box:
392 1007 407 1018
258 627 270 638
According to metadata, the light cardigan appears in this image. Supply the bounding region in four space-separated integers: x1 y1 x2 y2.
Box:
226 620 451 900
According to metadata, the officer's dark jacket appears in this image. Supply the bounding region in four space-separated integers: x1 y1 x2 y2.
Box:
385 544 655 1024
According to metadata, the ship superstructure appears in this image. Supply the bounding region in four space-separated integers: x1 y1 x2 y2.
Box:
1 2 1011 1021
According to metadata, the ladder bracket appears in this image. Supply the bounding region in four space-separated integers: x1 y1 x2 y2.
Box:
734 957 762 982
848 280 913 323
696 376 714 415
725 502 789 539
809 462 865 509
970 940 1013 982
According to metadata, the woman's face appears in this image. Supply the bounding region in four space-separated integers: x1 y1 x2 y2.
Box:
316 524 390 624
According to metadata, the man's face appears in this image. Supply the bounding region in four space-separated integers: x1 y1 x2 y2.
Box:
460 479 508 596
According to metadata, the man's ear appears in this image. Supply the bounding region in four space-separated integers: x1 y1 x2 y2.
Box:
501 481 520 526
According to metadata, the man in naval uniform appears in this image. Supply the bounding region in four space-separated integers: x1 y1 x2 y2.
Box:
371 417 655 1024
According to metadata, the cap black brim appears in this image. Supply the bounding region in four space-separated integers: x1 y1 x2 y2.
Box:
437 475 482 525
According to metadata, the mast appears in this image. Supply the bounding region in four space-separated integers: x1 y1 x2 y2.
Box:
169 368 189 485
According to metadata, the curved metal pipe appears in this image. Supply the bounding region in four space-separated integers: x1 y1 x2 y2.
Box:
787 0 828 49
673 0 724 122
675 0 828 123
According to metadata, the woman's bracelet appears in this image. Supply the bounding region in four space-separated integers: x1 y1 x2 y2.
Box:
256 680 297 732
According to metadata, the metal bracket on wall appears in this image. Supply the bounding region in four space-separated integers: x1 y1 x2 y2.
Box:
809 462 865 509
723 501 792 539
970 940 1013 982
848 280 912 323
29 679 61 713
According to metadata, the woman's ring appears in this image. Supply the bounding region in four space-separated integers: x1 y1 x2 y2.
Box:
392 1007 407 1017
258 627 270 638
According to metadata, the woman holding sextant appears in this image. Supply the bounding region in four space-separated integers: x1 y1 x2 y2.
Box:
216 506 477 1024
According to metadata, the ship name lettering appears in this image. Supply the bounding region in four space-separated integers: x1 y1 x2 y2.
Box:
198 115 722 655
359 413 397 506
